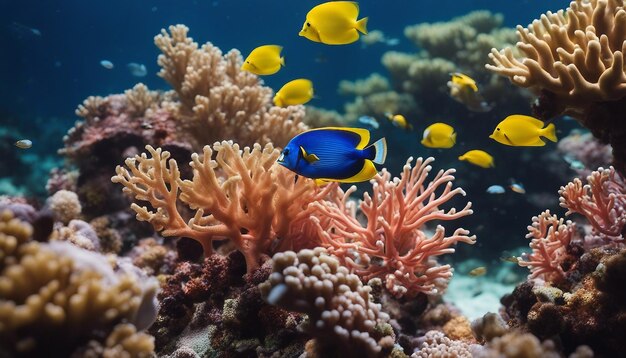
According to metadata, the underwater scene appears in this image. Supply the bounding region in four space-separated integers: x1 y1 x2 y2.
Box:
2 0 626 357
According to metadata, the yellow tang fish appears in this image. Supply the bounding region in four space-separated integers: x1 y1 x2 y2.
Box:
458 150 494 168
385 113 413 130
273 79 314 107
421 123 456 149
450 72 478 92
299 1 368 45
490 115 557 146
241 45 284 75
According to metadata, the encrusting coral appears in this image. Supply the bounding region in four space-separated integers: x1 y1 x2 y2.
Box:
0 210 158 357
112 141 336 272
487 0 626 175
259 248 396 358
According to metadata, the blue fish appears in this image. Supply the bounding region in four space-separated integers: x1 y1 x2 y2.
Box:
278 127 387 184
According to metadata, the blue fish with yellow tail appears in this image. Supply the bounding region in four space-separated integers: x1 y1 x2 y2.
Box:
278 127 387 184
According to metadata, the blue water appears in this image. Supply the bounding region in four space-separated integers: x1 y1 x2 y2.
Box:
2 0 568 120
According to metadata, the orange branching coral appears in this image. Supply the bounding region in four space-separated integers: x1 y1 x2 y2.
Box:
154 24 307 148
519 210 577 281
559 166 626 242
310 157 476 298
487 0 626 108
112 141 337 272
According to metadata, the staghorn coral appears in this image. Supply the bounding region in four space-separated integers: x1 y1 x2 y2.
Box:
259 248 395 357
311 157 475 298
112 141 336 272
0 210 158 357
486 0 626 175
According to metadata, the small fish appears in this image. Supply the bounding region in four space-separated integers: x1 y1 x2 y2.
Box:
421 123 456 149
278 127 387 185
127 62 147 77
241 45 284 75
468 266 487 277
273 79 314 107
500 256 520 264
385 113 413 131
385 38 400 46
9 22 41 37
458 150 494 168
358 115 379 129
299 1 368 45
486 185 505 194
448 72 493 112
100 60 114 69
450 72 478 92
15 139 32 149
563 155 585 170
510 183 526 194
490 115 557 146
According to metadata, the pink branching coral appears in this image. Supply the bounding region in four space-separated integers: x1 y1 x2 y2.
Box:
559 166 626 243
112 141 336 272
311 157 476 297
519 210 577 281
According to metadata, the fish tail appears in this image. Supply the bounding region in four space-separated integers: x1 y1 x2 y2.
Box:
280 56 285 67
451 132 457 144
363 137 387 165
543 123 558 142
355 17 368 34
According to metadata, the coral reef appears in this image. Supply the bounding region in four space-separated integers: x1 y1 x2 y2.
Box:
151 251 307 357
557 131 613 178
311 157 475 298
487 0 626 175
112 141 335 271
0 209 158 357
259 248 395 357
58 25 308 219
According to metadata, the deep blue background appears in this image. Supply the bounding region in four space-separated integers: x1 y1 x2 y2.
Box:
2 0 569 122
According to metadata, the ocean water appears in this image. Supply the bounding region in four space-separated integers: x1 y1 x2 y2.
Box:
4 0 620 356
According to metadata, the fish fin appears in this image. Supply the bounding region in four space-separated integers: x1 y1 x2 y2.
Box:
469 83 478 92
273 94 283 107
280 56 285 67
315 179 331 186
458 155 466 161
300 146 319 163
542 123 558 142
344 160 378 182
363 138 387 165
302 126 370 149
511 114 544 128
355 17 368 34
451 132 457 145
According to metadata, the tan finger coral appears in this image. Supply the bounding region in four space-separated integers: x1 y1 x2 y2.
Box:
0 210 158 356
486 0 626 175
259 248 395 357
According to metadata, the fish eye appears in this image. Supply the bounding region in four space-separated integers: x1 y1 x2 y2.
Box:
496 128 500 131
306 22 310 27
284 149 290 155
246 61 250 63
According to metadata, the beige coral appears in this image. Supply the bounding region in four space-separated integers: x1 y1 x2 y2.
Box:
154 24 307 148
47 189 82 224
112 141 337 272
0 211 158 356
487 0 626 106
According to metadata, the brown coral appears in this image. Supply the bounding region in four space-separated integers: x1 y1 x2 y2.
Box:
0 210 158 356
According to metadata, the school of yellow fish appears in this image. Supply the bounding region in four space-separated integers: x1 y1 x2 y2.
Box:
238 1 562 189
